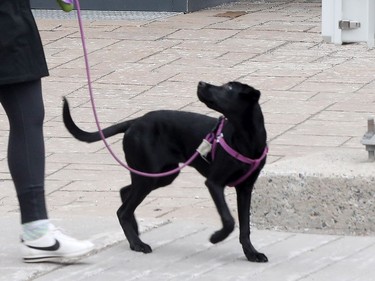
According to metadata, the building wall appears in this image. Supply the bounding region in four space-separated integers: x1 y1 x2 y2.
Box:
31 0 237 13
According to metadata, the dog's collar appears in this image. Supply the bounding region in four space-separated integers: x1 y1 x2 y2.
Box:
210 116 268 187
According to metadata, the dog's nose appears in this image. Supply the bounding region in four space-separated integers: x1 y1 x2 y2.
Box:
198 81 206 87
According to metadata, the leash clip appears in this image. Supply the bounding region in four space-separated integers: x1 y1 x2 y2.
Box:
216 133 223 143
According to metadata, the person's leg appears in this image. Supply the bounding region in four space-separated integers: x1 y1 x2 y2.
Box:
0 79 47 226
0 80 94 262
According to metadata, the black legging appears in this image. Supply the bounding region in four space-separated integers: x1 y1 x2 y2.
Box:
0 79 48 223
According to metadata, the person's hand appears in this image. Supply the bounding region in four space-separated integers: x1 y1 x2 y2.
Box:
56 0 74 12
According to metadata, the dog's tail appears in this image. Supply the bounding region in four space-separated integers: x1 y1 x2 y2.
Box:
62 97 131 143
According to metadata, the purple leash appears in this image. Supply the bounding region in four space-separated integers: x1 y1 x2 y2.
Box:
71 0 207 177
69 0 268 182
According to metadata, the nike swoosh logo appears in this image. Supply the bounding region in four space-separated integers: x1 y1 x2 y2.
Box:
26 239 60 251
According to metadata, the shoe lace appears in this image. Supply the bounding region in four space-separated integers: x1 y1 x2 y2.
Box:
49 225 78 242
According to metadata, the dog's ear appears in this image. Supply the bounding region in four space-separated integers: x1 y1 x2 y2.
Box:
252 89 261 102
242 87 260 102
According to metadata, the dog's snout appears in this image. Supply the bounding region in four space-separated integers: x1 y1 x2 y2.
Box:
198 81 206 87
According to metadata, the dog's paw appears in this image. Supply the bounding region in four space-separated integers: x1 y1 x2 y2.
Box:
245 252 268 263
130 242 152 254
210 230 230 244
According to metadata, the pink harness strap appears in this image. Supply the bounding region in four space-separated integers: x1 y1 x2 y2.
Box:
211 117 268 187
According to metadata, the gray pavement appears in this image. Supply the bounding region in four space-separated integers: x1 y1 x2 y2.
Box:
1 0 375 280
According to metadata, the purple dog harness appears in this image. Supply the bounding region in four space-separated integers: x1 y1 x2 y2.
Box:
201 117 268 187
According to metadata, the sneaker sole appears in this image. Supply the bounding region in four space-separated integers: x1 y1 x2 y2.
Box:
23 247 95 263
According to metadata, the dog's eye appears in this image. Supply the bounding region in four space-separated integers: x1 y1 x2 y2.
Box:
226 84 233 91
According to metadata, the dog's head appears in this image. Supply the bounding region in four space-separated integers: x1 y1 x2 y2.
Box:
197 81 261 119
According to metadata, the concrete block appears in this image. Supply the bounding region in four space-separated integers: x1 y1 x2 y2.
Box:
252 148 375 235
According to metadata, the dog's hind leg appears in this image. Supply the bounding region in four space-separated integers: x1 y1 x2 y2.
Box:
117 169 179 254
117 183 153 253
119 185 139 236
205 179 235 244
235 179 268 262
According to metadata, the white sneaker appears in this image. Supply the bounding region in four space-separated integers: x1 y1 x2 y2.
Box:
21 224 94 263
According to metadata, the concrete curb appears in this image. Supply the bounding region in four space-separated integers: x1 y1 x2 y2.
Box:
252 148 375 235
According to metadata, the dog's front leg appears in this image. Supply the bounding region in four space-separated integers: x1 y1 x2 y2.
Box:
236 184 268 262
205 180 235 244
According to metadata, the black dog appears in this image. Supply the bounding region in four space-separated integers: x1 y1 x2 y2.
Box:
63 81 268 262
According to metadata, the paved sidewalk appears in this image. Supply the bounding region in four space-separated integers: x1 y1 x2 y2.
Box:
1 0 374 280
1 215 375 281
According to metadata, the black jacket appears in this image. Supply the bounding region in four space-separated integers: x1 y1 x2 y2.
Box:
0 0 49 86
